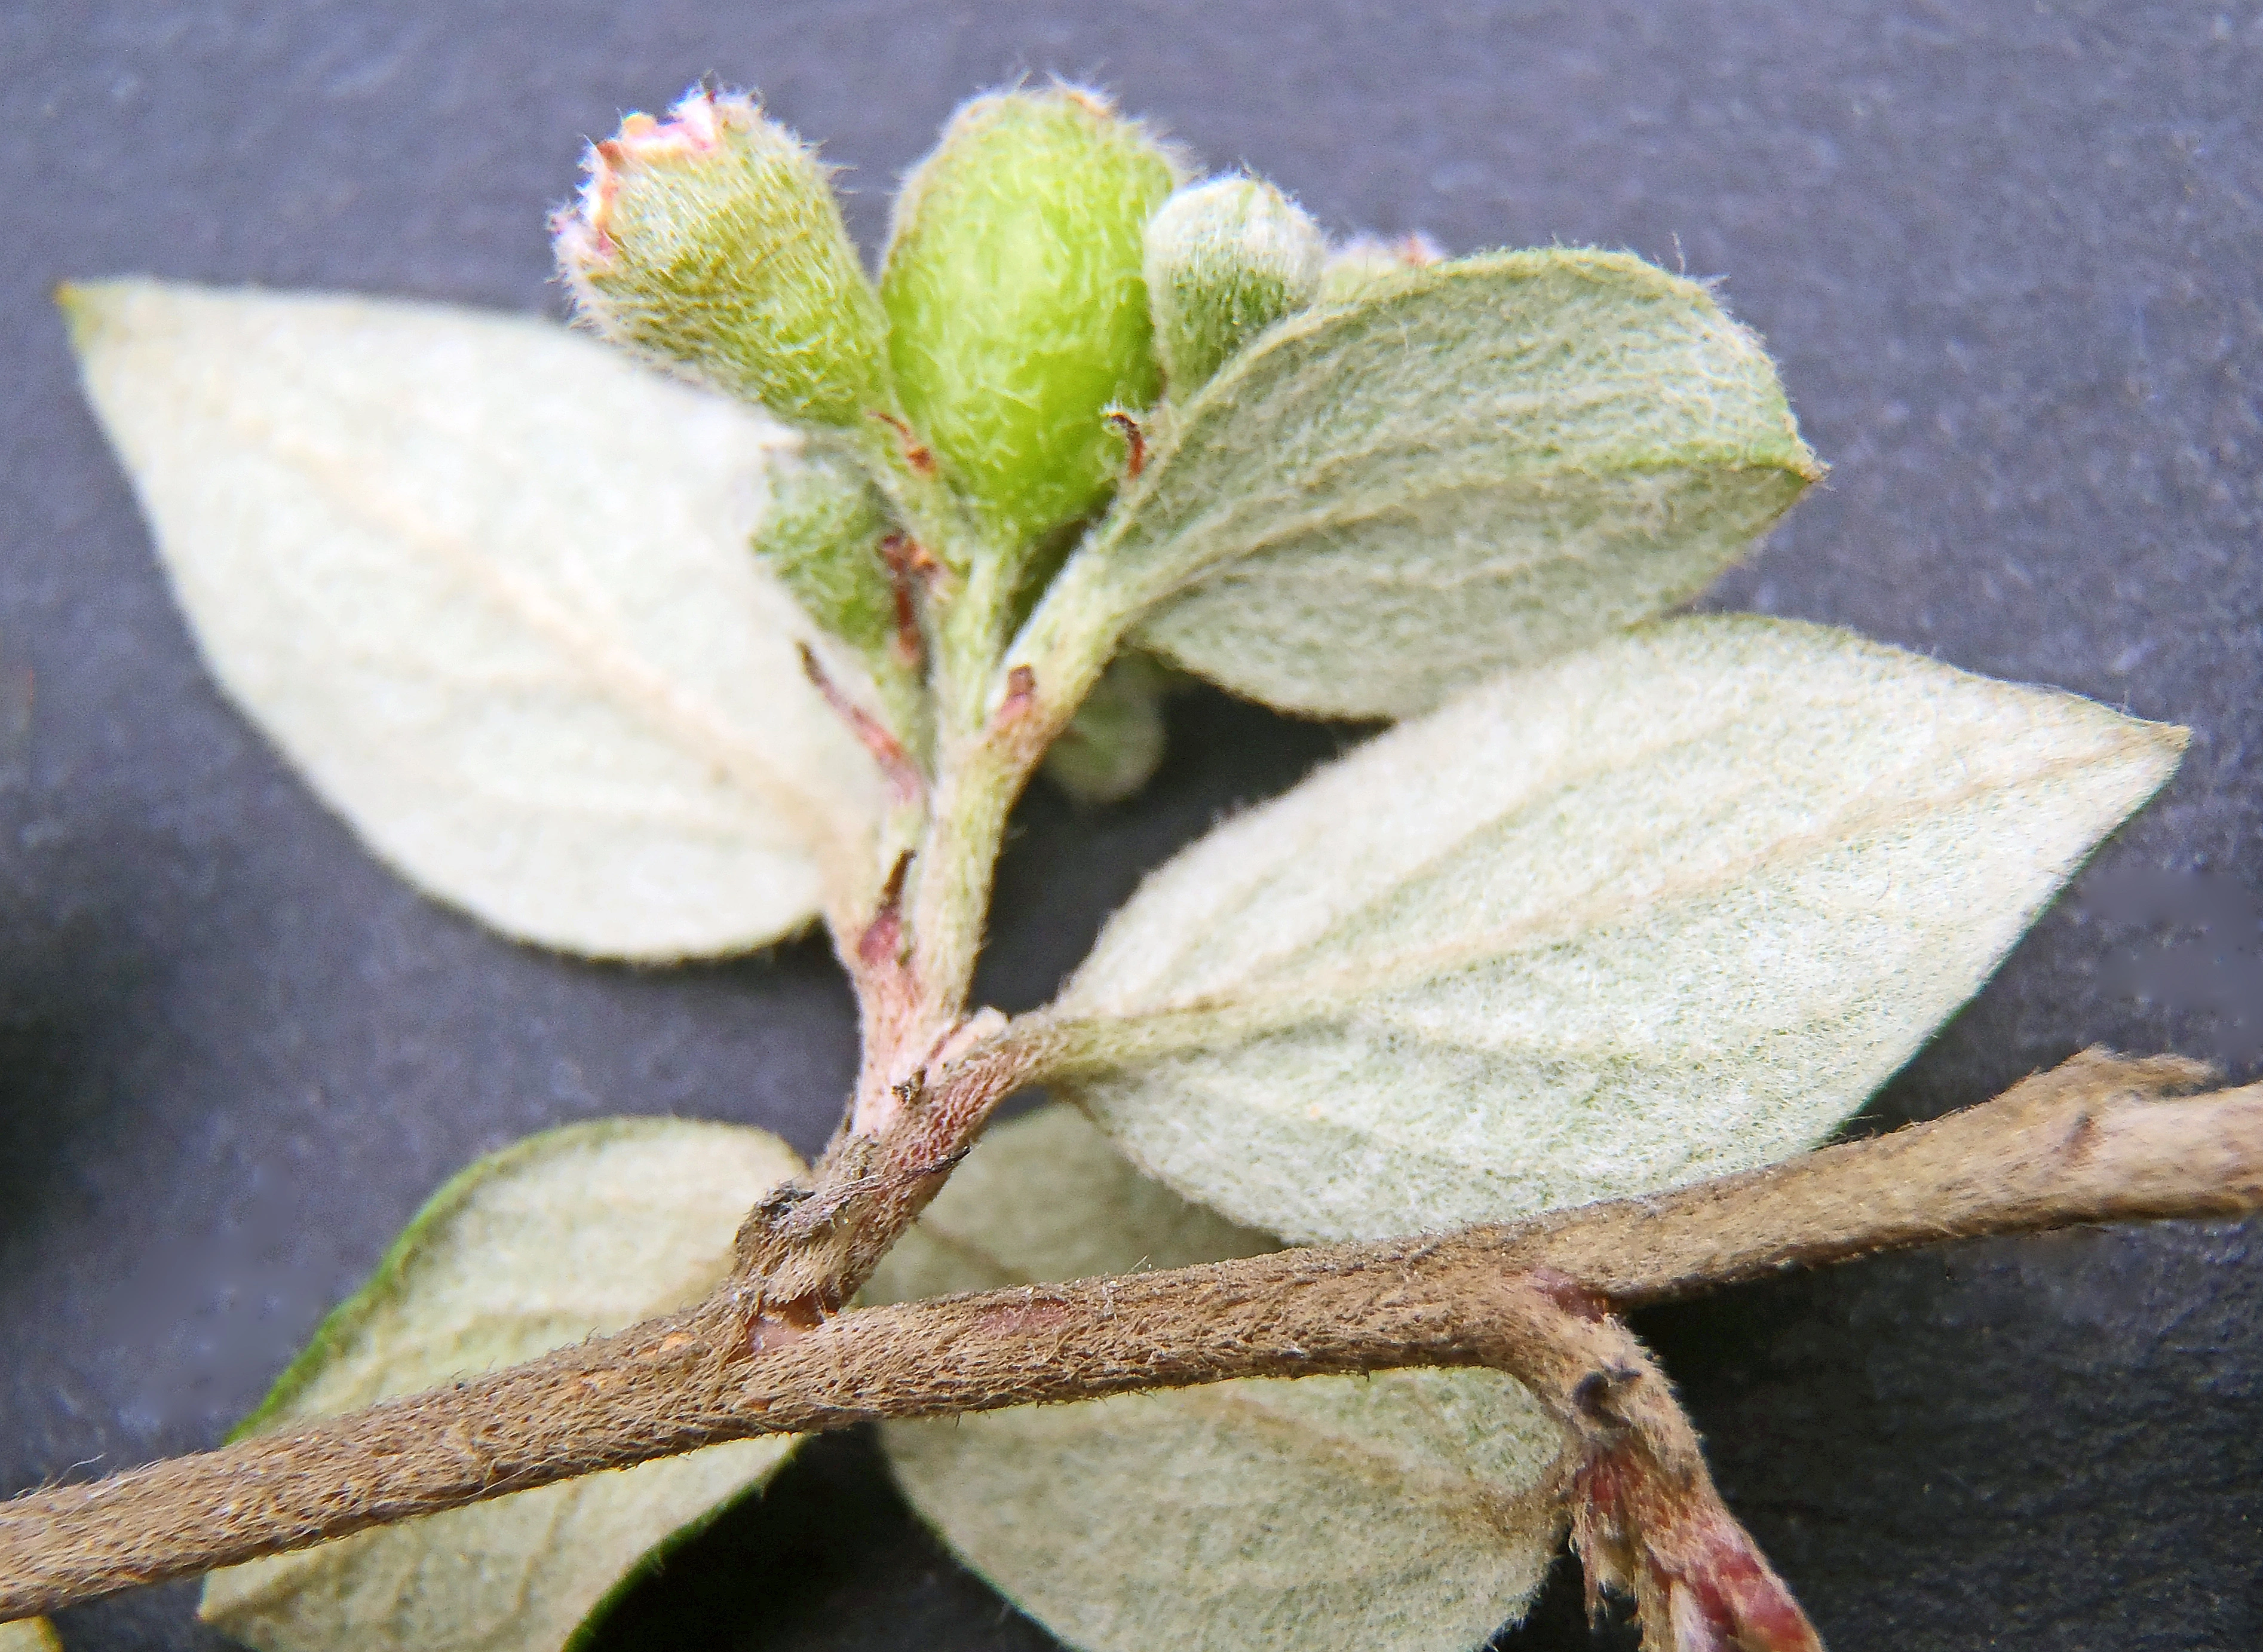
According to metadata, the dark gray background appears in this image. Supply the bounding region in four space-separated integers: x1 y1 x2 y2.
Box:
4 3 2259 1648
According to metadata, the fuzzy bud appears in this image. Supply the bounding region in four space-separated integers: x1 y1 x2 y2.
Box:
880 85 1181 550
755 443 899 658
1318 231 1446 305
556 87 893 430
1143 174 1324 394
1042 654 1172 806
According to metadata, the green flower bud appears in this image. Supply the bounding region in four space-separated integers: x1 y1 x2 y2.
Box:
755 442 899 658
881 85 1182 551
755 442 929 744
1144 174 1324 394
1042 654 1172 807
556 86 892 430
1317 231 1445 305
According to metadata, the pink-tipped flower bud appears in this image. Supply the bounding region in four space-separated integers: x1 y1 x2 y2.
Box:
556 85 893 430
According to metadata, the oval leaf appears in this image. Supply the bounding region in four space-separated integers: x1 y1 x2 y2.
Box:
869 1105 1569 1652
1047 616 2186 1242
63 281 887 959
201 1118 805 1652
1017 249 1821 719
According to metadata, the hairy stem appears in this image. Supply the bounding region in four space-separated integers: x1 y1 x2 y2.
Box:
903 511 1137 1012
809 442 1149 1229
783 440 1034 1299
900 721 1039 1013
729 1032 1032 1314
1 1051 2254 1620
767 464 1114 1303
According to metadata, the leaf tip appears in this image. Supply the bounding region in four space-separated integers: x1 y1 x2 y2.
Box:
53 278 122 354
2117 713 2191 800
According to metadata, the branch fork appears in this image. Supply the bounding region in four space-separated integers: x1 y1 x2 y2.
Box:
4 1050 2258 1637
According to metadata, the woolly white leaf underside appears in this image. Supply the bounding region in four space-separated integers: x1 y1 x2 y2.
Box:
869 1107 1569 1652
1054 616 2185 1243
1028 249 1820 719
66 281 885 960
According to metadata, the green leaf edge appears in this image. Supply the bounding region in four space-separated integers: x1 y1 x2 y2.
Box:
224 1115 804 1652
229 1116 763 1442
558 1468 775 1652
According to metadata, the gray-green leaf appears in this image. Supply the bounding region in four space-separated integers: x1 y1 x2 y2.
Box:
63 281 888 960
1042 615 2184 1243
868 1105 1569 1652
1014 248 1821 719
201 1118 805 1652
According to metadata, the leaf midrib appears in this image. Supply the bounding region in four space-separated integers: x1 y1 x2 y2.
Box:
1076 712 2158 1029
183 374 844 856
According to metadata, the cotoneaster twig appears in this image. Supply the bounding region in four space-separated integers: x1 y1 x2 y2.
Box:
2 1049 2253 1635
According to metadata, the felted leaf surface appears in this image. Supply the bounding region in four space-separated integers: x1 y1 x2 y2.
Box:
63 281 887 960
868 1106 1569 1652
1019 248 1821 719
201 1118 805 1652
1049 615 2185 1243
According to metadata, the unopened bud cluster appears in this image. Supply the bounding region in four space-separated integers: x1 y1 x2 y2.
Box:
755 444 899 660
880 85 1181 549
553 77 1449 789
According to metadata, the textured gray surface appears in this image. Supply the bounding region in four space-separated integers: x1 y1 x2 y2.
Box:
2 3 2258 1648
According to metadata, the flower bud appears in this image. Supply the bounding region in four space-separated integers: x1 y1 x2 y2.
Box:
1042 654 1170 807
880 85 1181 550
755 442 899 658
1143 174 1324 394
1318 231 1446 305
556 86 892 430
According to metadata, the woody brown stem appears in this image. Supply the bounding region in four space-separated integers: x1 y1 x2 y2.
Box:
2 1050 2256 1622
730 1025 1025 1317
